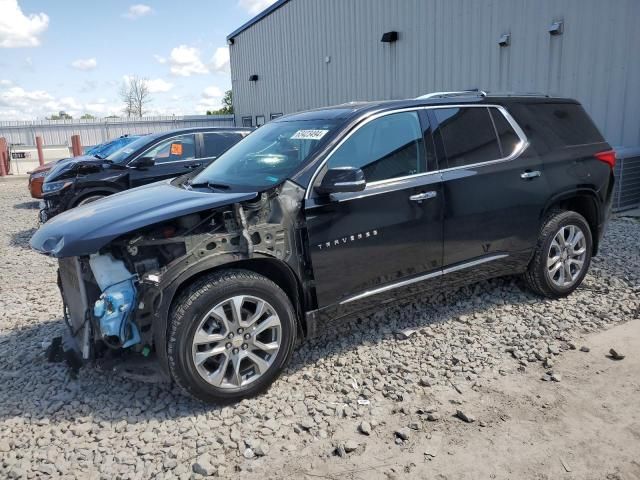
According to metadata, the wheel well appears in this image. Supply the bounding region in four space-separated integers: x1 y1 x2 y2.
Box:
546 194 600 255
170 258 306 336
72 190 116 207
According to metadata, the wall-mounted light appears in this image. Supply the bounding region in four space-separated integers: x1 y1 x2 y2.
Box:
227 38 235 46
548 21 564 35
498 33 511 47
249 74 259 82
381 31 399 43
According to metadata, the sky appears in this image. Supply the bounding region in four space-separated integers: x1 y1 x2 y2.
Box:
0 0 278 120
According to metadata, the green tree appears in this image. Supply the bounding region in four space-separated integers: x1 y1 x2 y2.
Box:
47 110 73 120
206 90 233 115
80 113 96 119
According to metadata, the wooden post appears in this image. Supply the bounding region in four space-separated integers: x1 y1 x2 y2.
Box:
0 137 8 176
35 136 45 166
71 134 82 157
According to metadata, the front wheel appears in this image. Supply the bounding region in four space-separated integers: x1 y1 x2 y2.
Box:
523 210 592 298
75 194 106 206
167 270 297 403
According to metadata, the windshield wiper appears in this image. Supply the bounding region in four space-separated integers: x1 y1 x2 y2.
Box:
93 154 105 160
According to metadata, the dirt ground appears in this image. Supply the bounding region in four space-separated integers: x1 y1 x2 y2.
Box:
1 179 639 480
265 320 640 480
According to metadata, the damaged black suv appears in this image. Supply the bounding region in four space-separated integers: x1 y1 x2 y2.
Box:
31 92 615 403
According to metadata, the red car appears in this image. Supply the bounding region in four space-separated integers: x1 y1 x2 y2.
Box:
28 161 57 199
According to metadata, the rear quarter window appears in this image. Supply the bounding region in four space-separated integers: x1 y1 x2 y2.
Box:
528 103 605 148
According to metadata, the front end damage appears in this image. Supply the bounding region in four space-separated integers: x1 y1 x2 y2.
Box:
48 181 309 379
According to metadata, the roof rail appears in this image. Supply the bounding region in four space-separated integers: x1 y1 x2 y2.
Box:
488 91 550 97
416 89 487 100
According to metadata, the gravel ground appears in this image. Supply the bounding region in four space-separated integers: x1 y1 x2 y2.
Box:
0 181 638 479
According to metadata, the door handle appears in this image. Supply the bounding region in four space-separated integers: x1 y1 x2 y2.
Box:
184 163 202 169
520 170 541 179
409 191 437 202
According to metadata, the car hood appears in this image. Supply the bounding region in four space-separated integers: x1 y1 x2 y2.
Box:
46 155 106 181
31 159 61 174
31 179 258 257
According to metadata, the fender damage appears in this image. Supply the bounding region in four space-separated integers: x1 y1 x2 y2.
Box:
33 180 309 378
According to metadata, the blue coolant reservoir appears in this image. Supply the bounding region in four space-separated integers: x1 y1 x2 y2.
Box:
90 254 140 348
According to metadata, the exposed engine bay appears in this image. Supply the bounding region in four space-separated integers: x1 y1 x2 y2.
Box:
52 181 308 377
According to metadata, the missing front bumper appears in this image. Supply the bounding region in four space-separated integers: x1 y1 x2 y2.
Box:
57 257 94 360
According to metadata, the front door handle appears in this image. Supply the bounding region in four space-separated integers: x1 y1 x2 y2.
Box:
185 163 202 169
409 191 437 202
521 170 541 179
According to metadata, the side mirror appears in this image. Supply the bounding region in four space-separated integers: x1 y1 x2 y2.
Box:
135 156 155 168
316 167 366 195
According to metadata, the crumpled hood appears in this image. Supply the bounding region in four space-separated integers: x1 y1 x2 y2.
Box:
45 155 106 181
31 179 258 257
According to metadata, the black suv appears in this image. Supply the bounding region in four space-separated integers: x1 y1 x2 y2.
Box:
39 127 251 221
31 92 615 403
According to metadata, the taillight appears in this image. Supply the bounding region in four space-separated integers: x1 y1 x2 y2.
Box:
595 149 616 169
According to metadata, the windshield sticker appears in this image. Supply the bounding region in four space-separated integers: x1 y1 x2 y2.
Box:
291 129 329 141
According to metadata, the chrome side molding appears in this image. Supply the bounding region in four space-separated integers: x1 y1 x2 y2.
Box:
339 253 508 305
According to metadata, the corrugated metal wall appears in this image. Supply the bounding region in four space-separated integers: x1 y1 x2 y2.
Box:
230 0 640 147
0 115 235 147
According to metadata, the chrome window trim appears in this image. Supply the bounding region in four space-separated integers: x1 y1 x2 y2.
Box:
304 104 529 199
127 133 197 167
339 253 508 305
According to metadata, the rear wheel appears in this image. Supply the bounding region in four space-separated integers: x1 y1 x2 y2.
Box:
523 210 592 298
168 270 297 403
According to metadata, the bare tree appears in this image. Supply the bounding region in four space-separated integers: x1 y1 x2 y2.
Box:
119 82 135 118
119 76 151 118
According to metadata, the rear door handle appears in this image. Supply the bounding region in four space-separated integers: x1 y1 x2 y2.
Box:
520 170 541 179
409 191 437 202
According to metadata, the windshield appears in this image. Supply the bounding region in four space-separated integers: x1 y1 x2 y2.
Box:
191 120 338 191
89 136 141 158
106 134 158 164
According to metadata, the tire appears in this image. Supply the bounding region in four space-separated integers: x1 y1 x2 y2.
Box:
523 209 592 298
168 269 297 403
75 194 106 206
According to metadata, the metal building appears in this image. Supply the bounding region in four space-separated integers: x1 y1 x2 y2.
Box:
228 0 640 150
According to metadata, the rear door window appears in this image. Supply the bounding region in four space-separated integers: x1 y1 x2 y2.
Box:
489 108 521 157
145 135 196 164
434 107 501 168
202 132 244 159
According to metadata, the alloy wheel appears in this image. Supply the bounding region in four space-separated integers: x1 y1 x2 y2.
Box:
191 295 282 389
546 224 587 288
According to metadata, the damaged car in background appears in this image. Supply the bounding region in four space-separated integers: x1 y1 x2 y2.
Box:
31 93 615 403
39 127 251 222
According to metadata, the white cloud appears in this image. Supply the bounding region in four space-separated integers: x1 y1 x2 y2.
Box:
169 45 209 77
146 78 173 93
198 86 226 113
211 47 230 74
0 86 52 105
123 4 153 20
0 0 49 48
153 54 166 64
71 57 97 71
237 0 277 15
0 79 12 86
0 83 122 119
202 85 223 99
